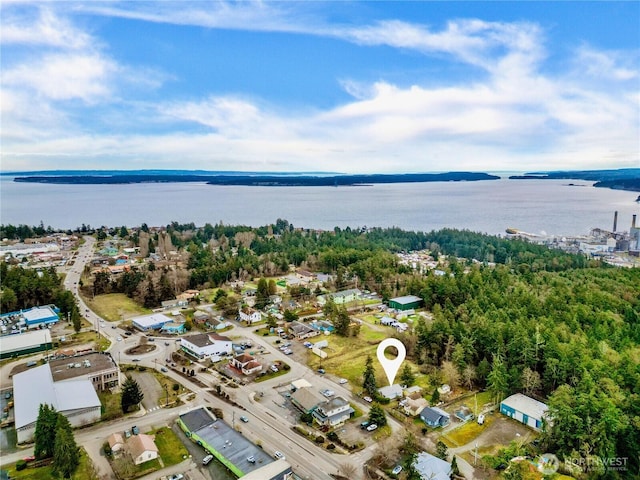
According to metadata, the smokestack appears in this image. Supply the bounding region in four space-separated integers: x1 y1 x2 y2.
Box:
613 211 618 232
633 215 637 229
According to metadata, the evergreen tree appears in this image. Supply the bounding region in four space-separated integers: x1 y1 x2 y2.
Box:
121 377 144 413
362 355 377 395
400 364 415 387
487 353 509 404
451 455 460 477
52 414 80 479
368 403 387 426
268 279 277 295
430 387 440 405
436 440 448 459
333 308 351 336
34 404 58 459
256 278 269 309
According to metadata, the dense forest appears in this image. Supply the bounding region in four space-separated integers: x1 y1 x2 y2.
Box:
2 221 639 475
0 263 81 331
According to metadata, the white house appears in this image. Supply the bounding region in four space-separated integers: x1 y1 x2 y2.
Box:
378 384 403 400
231 353 262 375
127 433 159 465
107 432 125 453
238 307 262 324
14 365 101 443
312 396 354 427
180 333 232 361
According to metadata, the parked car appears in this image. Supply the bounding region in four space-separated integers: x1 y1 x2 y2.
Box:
274 451 285 460
321 389 334 397
283 349 293 355
317 368 325 374
161 367 168 372
366 423 378 432
477 414 485 425
240 416 249 423
270 365 279 372
164 341 170 346
132 358 140 362
247 456 256 463
131 425 140 435
203 454 214 465
360 421 370 429
116 336 122 341
363 396 373 403
339 378 348 384
392 465 403 475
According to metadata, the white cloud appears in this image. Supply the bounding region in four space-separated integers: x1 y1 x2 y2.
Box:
1 2 638 173
0 6 93 49
3 53 116 102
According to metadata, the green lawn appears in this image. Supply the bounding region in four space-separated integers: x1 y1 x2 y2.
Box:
84 293 151 321
442 414 495 447
151 426 189 465
99 390 123 421
4 449 96 480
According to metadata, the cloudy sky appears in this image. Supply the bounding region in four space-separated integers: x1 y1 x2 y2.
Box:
1 1 638 173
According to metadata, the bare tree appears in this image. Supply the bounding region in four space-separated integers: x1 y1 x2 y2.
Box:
441 360 460 387
462 364 476 390
338 462 357 477
521 367 541 395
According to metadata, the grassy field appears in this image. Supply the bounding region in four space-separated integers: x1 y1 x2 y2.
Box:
3 449 97 480
84 293 151 321
151 426 189 465
99 390 123 421
441 413 496 447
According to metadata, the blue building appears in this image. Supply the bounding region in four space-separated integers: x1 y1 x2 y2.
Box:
500 393 548 430
131 313 173 332
419 406 450 428
20 305 60 328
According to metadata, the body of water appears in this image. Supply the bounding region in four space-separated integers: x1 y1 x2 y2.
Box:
1 177 638 237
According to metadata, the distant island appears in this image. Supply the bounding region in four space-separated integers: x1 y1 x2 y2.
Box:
12 171 500 186
509 168 640 192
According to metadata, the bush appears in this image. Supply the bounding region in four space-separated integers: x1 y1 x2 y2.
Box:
327 431 339 441
316 435 325 443
283 364 291 371
16 460 27 471
327 443 336 450
172 383 180 391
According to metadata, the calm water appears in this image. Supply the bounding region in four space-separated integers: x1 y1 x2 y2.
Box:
1 177 638 236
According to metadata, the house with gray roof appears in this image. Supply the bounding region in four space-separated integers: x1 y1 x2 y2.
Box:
291 388 324 414
419 406 450 428
413 451 452 480
313 396 354 427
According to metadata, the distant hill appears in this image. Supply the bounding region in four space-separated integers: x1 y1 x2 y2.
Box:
12 171 499 186
509 168 640 192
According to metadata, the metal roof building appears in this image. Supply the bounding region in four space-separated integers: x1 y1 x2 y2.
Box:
131 313 173 331
500 393 548 430
389 295 423 311
14 364 101 443
0 330 52 359
178 407 291 479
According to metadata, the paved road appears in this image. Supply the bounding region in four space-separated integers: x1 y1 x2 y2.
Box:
0 238 391 480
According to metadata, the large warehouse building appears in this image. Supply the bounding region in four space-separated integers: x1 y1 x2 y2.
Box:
389 295 423 311
14 365 101 443
0 330 52 359
500 393 549 431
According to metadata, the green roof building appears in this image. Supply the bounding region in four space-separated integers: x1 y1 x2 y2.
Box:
389 295 422 311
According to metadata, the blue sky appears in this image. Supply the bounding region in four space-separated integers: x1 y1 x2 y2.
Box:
1 1 638 173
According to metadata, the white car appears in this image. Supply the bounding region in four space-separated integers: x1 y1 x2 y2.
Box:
477 414 485 425
116 336 122 342
321 389 334 397
392 465 403 475
366 423 378 431
274 451 285 460
339 378 348 384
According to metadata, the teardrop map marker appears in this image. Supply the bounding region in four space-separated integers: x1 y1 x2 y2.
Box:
377 338 406 386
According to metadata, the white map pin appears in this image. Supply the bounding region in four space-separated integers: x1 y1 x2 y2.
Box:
377 338 406 386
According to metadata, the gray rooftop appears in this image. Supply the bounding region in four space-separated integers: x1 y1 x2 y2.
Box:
49 352 117 382
501 393 548 420
390 295 422 304
180 408 273 475
180 407 216 432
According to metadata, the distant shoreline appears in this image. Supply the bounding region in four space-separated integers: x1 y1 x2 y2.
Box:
12 171 500 186
509 168 640 192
